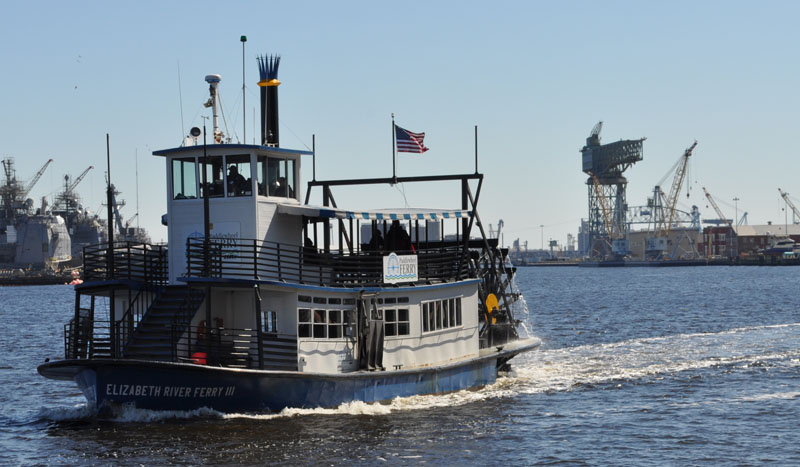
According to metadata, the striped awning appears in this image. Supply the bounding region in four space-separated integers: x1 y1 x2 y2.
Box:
277 203 472 221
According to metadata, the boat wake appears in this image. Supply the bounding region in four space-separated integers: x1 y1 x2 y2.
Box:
35 323 800 422
498 322 800 398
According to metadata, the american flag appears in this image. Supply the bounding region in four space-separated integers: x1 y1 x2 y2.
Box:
395 125 429 153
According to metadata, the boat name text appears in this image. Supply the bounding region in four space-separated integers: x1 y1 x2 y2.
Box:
105 384 236 398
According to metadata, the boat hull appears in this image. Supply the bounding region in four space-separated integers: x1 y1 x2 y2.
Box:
39 339 539 413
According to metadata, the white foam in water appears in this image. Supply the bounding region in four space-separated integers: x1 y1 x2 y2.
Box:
730 391 800 402
109 405 224 422
498 322 800 398
37 403 94 422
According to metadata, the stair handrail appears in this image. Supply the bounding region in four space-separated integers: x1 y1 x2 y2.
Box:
166 288 207 362
114 284 163 356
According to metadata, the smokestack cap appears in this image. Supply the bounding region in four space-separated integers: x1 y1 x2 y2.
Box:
205 74 222 84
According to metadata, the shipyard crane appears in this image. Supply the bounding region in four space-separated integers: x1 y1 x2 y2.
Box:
591 174 622 239
702 187 736 257
702 187 732 228
778 188 800 223
647 142 697 258
589 121 603 141
110 184 126 237
53 166 95 215
738 212 748 226
657 142 696 236
1 158 53 218
68 166 93 193
22 159 53 200
581 122 645 259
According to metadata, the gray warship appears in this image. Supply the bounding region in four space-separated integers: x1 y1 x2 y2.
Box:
0 158 71 270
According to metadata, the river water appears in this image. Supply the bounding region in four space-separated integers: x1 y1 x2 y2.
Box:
1 266 798 465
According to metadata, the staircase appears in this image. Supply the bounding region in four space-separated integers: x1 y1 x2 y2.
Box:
122 286 205 361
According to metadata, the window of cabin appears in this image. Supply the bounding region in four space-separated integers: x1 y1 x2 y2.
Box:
384 308 410 337
225 154 252 197
298 306 355 340
257 156 281 196
283 159 296 199
257 155 296 199
200 156 224 198
298 308 311 337
172 157 197 200
422 297 462 334
256 156 267 196
343 309 355 337
313 309 327 338
328 309 342 338
261 310 277 334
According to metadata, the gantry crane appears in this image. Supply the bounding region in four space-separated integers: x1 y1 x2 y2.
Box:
702 187 735 257
778 188 800 223
581 122 645 259
647 142 697 258
591 174 622 240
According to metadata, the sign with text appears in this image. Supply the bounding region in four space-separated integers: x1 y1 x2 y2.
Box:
382 252 418 284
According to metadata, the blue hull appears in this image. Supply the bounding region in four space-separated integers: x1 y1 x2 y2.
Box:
39 349 527 413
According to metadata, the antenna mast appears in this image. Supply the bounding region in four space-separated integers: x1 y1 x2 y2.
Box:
241 35 247 144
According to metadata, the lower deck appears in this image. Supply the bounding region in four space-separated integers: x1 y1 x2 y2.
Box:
62 276 520 376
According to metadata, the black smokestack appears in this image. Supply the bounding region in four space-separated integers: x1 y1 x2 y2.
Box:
257 55 280 146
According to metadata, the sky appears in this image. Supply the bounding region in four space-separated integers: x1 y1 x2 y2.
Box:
2 1 800 249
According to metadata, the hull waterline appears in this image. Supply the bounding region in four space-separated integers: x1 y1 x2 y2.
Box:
39 338 540 413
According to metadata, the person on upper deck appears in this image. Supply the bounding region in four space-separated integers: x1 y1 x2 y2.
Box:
367 228 384 252
386 220 412 252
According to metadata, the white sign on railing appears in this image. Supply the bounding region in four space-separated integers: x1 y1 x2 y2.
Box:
382 252 418 284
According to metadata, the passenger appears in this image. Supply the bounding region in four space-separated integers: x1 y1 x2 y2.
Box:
274 176 294 198
368 229 384 252
227 165 246 196
386 220 412 251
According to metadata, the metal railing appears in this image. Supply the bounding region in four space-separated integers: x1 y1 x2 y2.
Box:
114 286 160 356
171 325 298 370
65 318 112 359
83 242 168 285
185 238 471 286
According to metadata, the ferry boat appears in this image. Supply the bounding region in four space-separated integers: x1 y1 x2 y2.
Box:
37 56 539 413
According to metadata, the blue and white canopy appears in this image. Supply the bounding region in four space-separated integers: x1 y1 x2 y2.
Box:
277 203 472 221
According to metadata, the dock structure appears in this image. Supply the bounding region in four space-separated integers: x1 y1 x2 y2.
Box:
581 122 644 260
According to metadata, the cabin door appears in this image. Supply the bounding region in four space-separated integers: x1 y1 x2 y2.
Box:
357 296 384 371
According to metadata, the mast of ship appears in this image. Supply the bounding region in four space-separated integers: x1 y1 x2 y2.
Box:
105 134 116 358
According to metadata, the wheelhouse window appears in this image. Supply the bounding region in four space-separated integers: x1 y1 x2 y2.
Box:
200 155 224 198
257 155 296 199
226 154 252 197
172 157 197 200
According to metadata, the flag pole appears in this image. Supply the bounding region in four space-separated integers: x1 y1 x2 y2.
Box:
391 113 397 184
474 125 479 174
